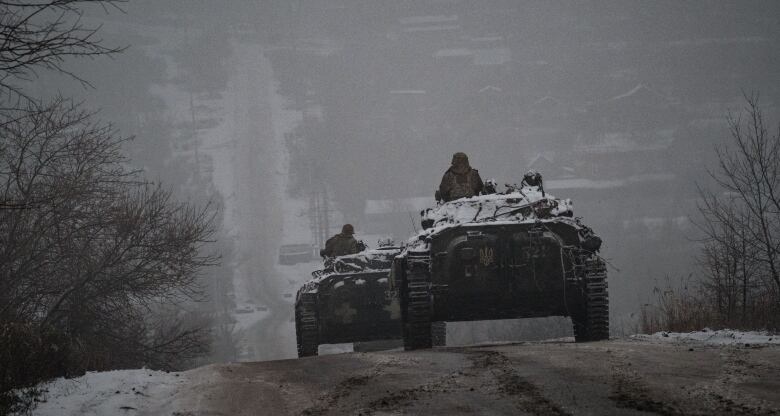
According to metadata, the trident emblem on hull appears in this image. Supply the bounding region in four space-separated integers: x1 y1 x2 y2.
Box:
479 246 495 266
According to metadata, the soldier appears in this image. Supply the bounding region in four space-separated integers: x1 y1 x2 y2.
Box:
320 224 360 258
437 152 483 202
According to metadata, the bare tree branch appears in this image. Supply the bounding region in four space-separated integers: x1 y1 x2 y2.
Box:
1 100 217 377
696 94 780 327
0 0 126 106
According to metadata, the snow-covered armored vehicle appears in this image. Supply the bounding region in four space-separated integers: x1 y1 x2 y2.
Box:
392 176 608 350
294 246 406 357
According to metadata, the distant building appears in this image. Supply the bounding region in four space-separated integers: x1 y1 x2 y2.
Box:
526 153 574 181
577 84 683 151
364 197 433 239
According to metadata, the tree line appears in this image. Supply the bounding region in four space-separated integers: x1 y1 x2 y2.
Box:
642 94 780 333
0 2 217 413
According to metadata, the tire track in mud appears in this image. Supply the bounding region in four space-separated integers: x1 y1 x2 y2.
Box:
298 349 569 416
606 347 685 415
465 349 570 416
690 347 780 415
300 374 373 416
363 349 569 415
157 340 780 415
363 368 463 414
299 356 400 416
607 346 780 416
608 363 684 415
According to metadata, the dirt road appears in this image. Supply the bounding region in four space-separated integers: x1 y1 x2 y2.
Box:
215 40 295 362
153 338 780 415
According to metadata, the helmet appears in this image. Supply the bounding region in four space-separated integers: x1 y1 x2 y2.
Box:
342 224 355 235
523 170 543 187
451 152 469 165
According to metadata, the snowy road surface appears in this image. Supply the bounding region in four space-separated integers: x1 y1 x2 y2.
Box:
35 336 780 415
210 41 307 362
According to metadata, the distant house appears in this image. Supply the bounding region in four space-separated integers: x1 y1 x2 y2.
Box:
532 96 561 111
431 47 511 66
432 47 473 66
526 153 575 180
398 14 461 44
472 47 511 66
478 85 502 94
575 83 685 155
364 196 433 239
607 84 672 107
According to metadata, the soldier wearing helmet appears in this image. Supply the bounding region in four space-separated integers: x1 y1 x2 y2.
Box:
320 224 361 258
437 152 483 202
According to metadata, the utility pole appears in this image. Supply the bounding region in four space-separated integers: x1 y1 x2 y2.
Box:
292 0 332 250
308 173 331 250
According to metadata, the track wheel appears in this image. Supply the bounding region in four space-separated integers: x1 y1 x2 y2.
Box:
432 321 447 347
573 255 609 342
296 293 319 357
402 257 433 350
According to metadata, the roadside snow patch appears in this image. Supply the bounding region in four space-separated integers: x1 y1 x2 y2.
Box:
633 329 780 346
31 369 187 416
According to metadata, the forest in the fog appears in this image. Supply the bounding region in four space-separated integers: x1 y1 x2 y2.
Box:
1 1 780 413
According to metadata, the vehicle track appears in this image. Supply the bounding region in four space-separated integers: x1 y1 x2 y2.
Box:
687 347 780 415
607 349 685 415
153 340 780 416
465 350 569 416
298 349 569 416
606 344 780 416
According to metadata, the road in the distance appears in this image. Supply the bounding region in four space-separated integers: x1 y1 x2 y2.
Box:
149 339 780 415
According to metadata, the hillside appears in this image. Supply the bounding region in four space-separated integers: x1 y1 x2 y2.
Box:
33 334 780 415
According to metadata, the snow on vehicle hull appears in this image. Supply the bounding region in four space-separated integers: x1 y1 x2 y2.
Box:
393 186 608 350
295 248 404 357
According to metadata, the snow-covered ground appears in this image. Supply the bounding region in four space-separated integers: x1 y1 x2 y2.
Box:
633 329 780 345
30 334 780 416
30 370 188 416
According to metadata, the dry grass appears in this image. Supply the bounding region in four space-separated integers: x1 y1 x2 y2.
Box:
639 286 714 334
640 276 779 334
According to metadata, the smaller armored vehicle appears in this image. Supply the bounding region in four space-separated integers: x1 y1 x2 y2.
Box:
392 175 608 350
295 244 447 357
294 246 402 357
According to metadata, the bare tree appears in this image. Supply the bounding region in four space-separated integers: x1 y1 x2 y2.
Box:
697 93 780 328
698 204 759 324
0 2 220 412
0 0 124 105
0 99 217 357
0 100 218 416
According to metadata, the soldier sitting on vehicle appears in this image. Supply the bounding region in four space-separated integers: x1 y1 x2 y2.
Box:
437 152 484 202
320 224 361 258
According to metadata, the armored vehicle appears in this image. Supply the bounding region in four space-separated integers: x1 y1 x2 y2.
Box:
392 177 608 350
293 246 392 356
295 245 447 357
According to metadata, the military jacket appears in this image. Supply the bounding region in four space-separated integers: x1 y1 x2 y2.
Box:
439 167 483 202
322 233 359 257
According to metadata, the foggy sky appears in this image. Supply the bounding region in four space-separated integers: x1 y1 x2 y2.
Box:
34 1 780 336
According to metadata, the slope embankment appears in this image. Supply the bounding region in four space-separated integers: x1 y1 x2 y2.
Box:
35 336 779 415
166 338 780 416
